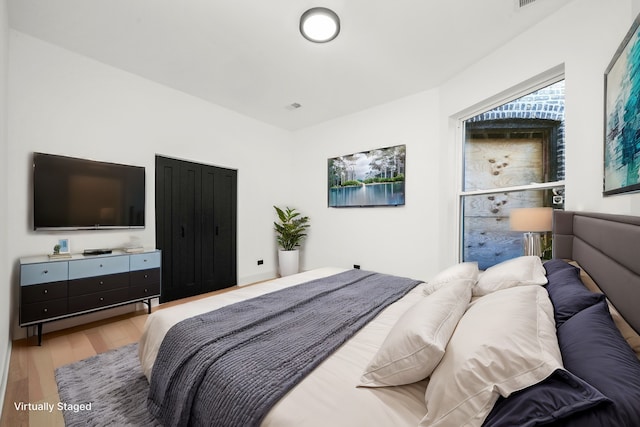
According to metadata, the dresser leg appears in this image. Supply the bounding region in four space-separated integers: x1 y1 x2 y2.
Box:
141 298 152 314
37 323 43 346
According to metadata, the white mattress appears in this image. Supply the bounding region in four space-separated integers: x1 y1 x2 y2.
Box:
139 267 428 426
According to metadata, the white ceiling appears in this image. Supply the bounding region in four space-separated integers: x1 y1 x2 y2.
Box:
8 0 574 130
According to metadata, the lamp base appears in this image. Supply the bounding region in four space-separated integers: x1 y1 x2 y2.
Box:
522 232 542 257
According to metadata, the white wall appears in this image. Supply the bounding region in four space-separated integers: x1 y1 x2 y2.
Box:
292 0 640 278
292 89 442 281
0 0 10 408
8 32 295 337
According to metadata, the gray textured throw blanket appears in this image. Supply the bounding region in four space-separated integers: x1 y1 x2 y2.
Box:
147 269 421 427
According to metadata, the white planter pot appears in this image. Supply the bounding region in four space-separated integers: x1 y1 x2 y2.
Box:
278 249 299 277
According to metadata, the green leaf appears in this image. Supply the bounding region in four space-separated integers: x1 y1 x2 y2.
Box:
273 205 310 251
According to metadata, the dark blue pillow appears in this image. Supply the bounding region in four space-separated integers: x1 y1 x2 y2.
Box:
555 300 640 426
483 369 610 427
544 258 580 278
543 259 604 327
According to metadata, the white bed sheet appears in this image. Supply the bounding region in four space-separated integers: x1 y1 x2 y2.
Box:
138 267 428 427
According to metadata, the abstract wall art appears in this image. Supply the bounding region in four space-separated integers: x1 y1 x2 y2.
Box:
604 13 640 195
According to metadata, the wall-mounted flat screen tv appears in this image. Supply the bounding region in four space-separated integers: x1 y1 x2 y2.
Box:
328 144 406 207
33 152 145 230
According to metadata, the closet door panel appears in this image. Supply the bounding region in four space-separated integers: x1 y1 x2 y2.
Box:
213 168 237 289
201 166 216 293
177 163 203 298
156 157 179 302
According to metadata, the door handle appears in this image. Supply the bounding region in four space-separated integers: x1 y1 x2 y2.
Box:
181 225 185 237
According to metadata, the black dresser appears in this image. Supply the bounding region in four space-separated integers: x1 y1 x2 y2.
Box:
20 249 161 345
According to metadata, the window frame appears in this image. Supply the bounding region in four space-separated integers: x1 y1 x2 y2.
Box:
455 69 566 264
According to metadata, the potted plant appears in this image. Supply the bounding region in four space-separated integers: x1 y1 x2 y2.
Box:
273 206 310 276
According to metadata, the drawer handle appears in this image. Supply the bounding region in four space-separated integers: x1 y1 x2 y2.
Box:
43 308 48 313
43 270 48 274
144 288 148 293
99 297 104 302
99 281 104 285
144 274 148 279
43 289 48 294
99 264 103 268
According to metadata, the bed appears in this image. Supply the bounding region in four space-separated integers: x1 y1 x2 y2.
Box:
138 210 640 426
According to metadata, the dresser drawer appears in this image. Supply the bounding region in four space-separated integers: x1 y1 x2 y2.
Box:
130 251 161 271
21 280 67 304
130 268 160 287
129 282 161 300
69 256 129 280
68 288 130 312
21 262 68 286
21 299 68 324
68 272 129 297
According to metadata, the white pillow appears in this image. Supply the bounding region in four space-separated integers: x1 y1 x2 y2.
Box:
423 262 478 295
359 279 472 387
473 255 547 296
419 285 562 427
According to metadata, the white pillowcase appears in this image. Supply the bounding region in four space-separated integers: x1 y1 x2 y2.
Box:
359 279 472 387
419 285 562 427
423 262 478 295
473 255 547 296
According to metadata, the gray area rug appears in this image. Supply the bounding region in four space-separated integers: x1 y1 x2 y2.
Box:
55 343 160 426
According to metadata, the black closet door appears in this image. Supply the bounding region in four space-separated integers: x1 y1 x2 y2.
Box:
156 156 237 303
212 168 237 289
201 166 216 294
177 160 202 298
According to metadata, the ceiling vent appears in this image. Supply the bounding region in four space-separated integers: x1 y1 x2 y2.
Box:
516 0 537 8
285 102 302 111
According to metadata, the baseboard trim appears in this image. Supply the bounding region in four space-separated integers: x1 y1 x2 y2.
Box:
0 339 12 412
238 271 277 286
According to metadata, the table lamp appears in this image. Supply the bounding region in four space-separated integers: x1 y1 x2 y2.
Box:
509 207 553 257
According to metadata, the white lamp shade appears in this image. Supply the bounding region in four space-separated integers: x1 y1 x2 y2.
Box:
510 207 553 232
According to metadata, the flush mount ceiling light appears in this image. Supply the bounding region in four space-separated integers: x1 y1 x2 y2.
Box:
300 7 340 43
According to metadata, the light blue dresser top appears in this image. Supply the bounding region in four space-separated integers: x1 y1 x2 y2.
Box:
20 249 161 286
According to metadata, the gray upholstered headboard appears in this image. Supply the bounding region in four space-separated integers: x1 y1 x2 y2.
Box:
553 210 640 334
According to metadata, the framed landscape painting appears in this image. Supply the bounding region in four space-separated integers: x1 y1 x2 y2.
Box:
328 145 405 207
604 13 640 195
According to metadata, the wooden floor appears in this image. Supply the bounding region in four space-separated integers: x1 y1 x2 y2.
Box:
0 286 247 427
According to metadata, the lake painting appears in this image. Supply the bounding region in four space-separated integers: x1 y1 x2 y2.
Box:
328 145 406 207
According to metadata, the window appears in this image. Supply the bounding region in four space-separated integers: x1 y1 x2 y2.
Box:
460 79 565 269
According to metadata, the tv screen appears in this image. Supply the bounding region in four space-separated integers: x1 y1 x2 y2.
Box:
33 153 145 230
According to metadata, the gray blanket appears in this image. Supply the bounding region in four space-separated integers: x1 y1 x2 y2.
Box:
147 269 421 427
